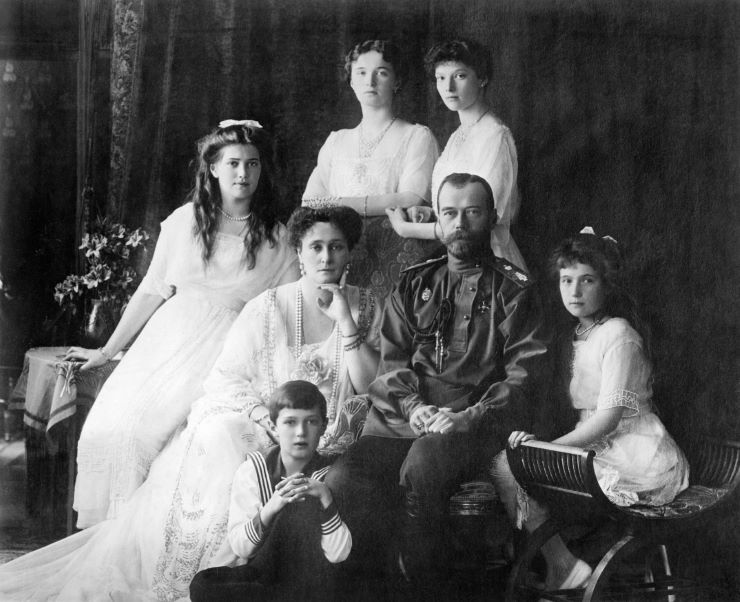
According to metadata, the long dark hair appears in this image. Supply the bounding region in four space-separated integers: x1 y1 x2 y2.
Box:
549 232 653 361
186 123 279 268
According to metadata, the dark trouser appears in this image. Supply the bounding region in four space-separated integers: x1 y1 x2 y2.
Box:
325 433 493 581
190 499 335 602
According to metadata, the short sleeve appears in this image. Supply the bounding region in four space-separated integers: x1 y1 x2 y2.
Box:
138 210 180 299
302 131 338 200
397 126 439 202
596 341 647 417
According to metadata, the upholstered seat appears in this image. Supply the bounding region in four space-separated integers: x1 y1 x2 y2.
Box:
505 436 740 601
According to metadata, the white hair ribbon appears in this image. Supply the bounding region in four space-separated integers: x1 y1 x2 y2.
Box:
579 226 618 245
218 119 263 130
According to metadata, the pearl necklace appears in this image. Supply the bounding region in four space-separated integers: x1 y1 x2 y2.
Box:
218 205 251 222
294 285 343 417
359 117 396 158
575 318 601 339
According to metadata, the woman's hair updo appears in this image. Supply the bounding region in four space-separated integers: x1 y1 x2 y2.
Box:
344 39 406 89
423 39 492 83
287 206 363 251
188 122 279 268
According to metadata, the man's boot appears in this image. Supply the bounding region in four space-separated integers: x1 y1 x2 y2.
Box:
397 489 449 598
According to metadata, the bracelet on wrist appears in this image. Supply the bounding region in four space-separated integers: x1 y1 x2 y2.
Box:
433 222 441 241
341 330 360 339
98 347 113 362
304 196 340 210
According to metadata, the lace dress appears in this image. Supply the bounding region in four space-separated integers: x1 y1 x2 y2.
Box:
73 203 297 528
303 122 439 301
432 112 526 270
569 318 689 505
0 282 381 602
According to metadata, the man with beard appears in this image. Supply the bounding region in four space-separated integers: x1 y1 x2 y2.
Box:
326 172 550 594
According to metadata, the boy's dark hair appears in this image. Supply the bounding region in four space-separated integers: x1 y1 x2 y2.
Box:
268 380 328 424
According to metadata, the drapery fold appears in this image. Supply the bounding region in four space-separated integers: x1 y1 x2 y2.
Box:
104 0 739 448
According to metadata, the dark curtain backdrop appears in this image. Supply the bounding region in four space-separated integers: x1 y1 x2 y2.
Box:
100 0 737 589
106 0 738 436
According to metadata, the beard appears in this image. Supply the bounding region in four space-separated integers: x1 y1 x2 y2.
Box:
443 230 489 260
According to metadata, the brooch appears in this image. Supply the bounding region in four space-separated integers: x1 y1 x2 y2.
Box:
476 299 491 314
421 287 431 301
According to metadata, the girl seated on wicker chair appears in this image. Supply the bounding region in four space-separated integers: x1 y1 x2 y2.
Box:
491 227 689 591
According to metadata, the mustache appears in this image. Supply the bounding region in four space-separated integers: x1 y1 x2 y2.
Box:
443 230 487 245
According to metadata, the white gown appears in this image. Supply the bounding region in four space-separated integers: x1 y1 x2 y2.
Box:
0 282 381 601
303 122 439 300
569 318 689 505
431 112 526 270
73 203 297 527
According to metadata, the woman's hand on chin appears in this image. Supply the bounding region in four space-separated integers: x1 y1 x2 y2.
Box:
316 283 353 330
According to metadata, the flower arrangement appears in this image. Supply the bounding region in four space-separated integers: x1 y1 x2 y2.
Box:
53 217 151 316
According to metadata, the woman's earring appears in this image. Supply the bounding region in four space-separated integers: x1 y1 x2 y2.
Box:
345 263 351 276
299 261 306 276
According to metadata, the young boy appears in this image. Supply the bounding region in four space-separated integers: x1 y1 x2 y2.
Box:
189 380 352 602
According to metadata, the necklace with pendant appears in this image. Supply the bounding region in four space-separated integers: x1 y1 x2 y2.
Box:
295 285 343 419
358 117 396 159
452 109 489 150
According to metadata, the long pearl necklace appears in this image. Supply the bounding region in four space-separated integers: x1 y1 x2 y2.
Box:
218 205 251 222
359 117 396 158
294 285 343 416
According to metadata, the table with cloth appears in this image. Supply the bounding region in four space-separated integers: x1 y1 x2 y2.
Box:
9 346 119 533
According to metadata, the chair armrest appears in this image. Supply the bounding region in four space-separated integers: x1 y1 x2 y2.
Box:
506 440 610 506
687 436 740 489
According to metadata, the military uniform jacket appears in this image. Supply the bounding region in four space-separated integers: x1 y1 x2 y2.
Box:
363 251 549 445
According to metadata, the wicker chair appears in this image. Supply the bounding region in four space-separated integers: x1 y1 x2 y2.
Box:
505 436 740 601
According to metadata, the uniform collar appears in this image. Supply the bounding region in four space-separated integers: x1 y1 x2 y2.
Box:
446 248 495 273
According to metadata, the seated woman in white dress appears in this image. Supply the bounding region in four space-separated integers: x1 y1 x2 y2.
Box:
65 119 299 528
303 39 439 301
387 39 527 269
0 206 381 601
491 228 689 592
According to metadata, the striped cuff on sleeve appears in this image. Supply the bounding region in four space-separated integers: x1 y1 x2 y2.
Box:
245 513 264 545
320 502 342 534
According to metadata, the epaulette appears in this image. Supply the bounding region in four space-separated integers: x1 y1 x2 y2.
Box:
400 254 447 273
493 256 532 288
